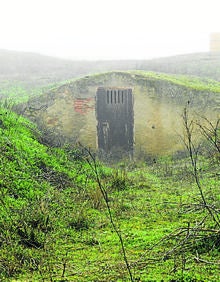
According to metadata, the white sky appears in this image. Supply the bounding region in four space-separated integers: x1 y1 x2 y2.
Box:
0 0 219 60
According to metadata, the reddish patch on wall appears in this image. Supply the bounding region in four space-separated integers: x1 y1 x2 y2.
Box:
74 98 95 114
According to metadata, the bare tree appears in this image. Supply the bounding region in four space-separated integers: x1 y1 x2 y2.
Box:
182 106 220 227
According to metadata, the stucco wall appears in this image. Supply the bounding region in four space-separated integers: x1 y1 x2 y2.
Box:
24 72 220 157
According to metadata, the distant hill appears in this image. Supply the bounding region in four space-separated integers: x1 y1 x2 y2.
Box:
138 52 220 81
0 50 220 90
0 49 140 88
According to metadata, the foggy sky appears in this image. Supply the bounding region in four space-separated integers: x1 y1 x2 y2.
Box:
0 0 219 60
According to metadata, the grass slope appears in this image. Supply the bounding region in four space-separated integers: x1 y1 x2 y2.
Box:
138 52 220 81
130 70 220 93
49 69 220 94
0 106 220 281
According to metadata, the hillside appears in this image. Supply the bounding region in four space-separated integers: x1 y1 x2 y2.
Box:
0 49 140 89
0 100 220 281
1 44 220 281
1 50 220 92
138 52 220 81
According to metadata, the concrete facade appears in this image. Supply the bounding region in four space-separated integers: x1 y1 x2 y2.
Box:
96 87 134 157
210 33 220 52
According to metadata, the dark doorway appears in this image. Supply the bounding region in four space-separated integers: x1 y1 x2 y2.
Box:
96 87 134 158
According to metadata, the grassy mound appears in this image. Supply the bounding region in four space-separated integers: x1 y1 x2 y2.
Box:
0 105 220 281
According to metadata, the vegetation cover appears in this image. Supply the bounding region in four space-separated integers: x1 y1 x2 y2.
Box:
0 100 219 282
0 66 220 281
130 71 220 93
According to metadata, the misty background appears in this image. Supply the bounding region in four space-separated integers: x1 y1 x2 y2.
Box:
0 0 219 60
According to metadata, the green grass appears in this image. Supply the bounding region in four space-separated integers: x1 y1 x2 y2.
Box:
129 70 220 92
0 106 219 281
63 70 220 93
0 78 74 104
0 83 42 103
